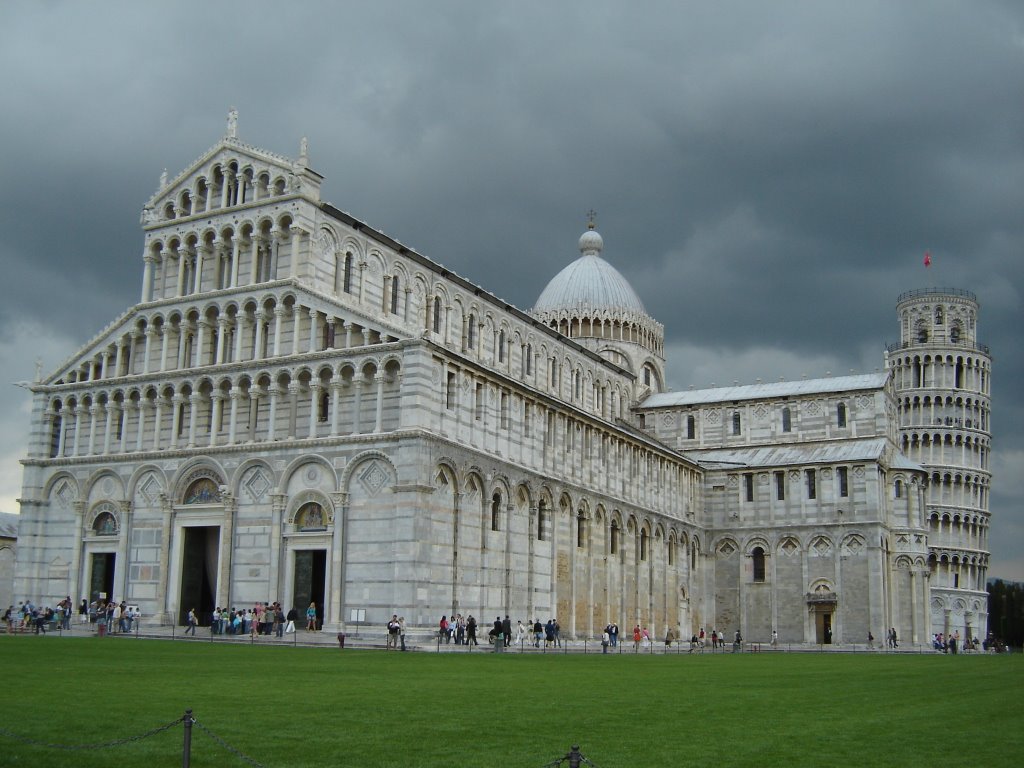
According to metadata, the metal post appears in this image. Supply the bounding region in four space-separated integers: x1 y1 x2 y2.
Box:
182 709 192 768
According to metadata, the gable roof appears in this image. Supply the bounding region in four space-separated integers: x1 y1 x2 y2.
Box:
640 372 890 409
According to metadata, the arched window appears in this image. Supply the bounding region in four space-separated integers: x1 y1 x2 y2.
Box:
537 500 547 541
610 520 620 555
644 367 651 386
732 412 742 435
667 537 675 565
577 511 586 549
640 528 649 561
49 409 63 457
525 344 533 376
895 479 903 499
950 324 961 343
318 391 329 422
686 414 695 440
390 275 400 315
837 402 847 428
491 493 501 532
781 407 791 433
752 546 766 582
432 297 442 333
342 253 353 293
935 307 944 325
498 330 506 363
467 314 476 350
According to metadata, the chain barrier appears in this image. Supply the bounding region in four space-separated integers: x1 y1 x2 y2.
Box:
0 715 185 751
2 712 588 768
190 716 266 768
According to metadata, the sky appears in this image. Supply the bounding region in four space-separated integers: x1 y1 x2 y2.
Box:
1 1 1021 580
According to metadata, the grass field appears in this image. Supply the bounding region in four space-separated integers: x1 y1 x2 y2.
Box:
0 637 1020 768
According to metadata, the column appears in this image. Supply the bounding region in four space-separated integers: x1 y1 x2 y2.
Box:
247 389 261 442
230 236 242 287
330 492 347 629
71 406 84 456
187 394 200 447
253 311 266 360
155 493 174 624
153 397 164 451
170 394 184 449
209 392 224 447
159 327 170 372
135 401 148 452
102 404 115 454
193 243 205 294
273 307 286 357
287 383 299 439
374 374 386 433
228 388 241 444
143 327 157 375
353 380 363 434
119 402 132 454
308 308 319 353
68 500 85 610
330 381 342 436
84 405 97 455
291 306 302 356
234 317 246 362
218 492 237 610
57 407 70 457
289 225 303 278
216 318 229 364
101 350 112 380
141 252 156 303
308 384 321 438
176 249 188 296
267 387 279 441
269 227 282 279
343 321 352 348
196 320 210 367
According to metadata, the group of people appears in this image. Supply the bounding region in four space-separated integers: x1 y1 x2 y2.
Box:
436 613 479 645
204 602 301 637
3 597 139 635
386 615 408 650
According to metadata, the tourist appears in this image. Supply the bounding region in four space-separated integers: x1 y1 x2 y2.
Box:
306 602 317 631
633 625 642 650
387 614 400 649
502 616 512 648
185 608 197 636
733 629 742 653
602 628 610 653
399 616 407 651
554 618 562 648
516 620 526 646
771 629 778 648
467 615 478 645
642 627 651 648
285 607 297 634
533 619 544 647
439 614 449 643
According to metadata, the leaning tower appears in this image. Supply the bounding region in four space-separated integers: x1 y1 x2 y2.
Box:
887 288 992 643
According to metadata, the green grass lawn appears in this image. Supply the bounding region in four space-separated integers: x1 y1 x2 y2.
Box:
0 638 1020 768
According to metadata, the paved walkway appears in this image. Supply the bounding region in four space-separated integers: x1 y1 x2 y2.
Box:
7 623 952 654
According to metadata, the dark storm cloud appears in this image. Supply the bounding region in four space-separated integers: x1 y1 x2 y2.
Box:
1 0 1021 577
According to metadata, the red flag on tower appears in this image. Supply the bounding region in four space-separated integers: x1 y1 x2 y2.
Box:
923 251 932 267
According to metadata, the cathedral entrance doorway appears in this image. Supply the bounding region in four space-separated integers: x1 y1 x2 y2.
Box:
815 610 833 644
178 526 219 626
293 549 326 630
90 552 115 602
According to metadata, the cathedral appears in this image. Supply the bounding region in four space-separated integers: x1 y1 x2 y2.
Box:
14 114 992 645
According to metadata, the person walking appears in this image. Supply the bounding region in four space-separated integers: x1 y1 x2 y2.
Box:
185 608 197 636
285 607 297 634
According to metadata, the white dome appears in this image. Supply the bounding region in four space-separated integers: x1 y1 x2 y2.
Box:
533 228 646 314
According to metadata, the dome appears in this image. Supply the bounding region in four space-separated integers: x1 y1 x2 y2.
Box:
533 227 647 314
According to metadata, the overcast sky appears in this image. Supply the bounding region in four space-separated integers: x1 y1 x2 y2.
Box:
1 1 1021 580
